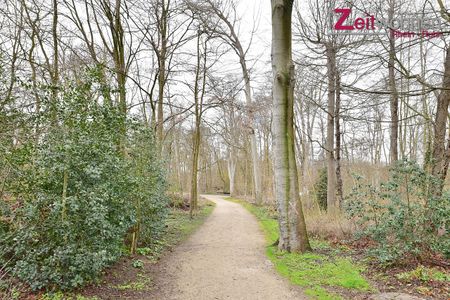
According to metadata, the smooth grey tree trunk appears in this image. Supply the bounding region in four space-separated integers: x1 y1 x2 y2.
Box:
227 149 237 197
271 0 311 253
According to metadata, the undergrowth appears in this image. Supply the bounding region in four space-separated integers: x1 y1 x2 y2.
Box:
1 200 215 299
227 197 372 300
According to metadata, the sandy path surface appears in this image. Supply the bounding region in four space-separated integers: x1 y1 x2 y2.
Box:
153 195 306 300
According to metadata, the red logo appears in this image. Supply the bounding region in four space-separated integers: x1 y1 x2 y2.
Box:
334 8 376 31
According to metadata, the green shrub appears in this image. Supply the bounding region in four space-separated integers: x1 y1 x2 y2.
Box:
128 126 168 246
0 68 168 290
345 160 449 263
1 79 134 290
314 168 327 211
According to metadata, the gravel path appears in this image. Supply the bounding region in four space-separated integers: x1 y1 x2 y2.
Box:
154 194 306 300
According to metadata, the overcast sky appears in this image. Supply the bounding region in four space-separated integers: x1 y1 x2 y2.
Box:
235 0 272 88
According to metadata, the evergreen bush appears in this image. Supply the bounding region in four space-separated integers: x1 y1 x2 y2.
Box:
345 160 449 263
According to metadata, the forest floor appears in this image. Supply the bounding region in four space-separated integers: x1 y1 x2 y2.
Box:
7 198 215 300
79 194 305 300
78 195 447 300
10 195 447 300
146 194 306 300
227 197 449 300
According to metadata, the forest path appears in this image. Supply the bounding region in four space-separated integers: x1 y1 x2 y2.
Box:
152 194 306 300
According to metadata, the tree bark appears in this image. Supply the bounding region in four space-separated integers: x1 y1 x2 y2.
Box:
335 71 343 208
431 46 450 195
51 0 59 125
271 0 311 253
190 30 207 217
325 43 337 213
190 122 200 218
157 0 168 145
388 0 399 163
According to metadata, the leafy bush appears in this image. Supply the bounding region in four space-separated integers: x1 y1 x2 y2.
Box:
314 168 327 210
345 160 449 263
0 69 168 290
128 126 168 246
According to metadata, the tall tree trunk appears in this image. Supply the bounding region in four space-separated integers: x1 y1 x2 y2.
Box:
50 0 59 125
190 30 207 217
174 119 183 195
105 0 127 154
325 43 337 213
240 57 262 204
431 47 450 195
157 0 168 145
335 70 343 208
189 96 201 218
271 0 311 253
388 0 399 163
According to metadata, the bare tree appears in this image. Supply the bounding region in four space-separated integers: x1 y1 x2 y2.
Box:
189 0 262 203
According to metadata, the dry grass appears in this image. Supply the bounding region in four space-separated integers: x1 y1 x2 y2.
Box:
304 207 356 241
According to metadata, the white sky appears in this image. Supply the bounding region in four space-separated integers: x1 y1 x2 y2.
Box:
235 0 272 87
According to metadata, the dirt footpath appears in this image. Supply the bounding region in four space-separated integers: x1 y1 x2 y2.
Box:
152 194 306 300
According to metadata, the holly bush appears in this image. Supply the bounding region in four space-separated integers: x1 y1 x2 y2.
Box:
345 160 449 264
0 68 168 290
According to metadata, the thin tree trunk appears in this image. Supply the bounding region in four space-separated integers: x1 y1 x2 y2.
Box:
189 104 201 218
105 0 127 154
335 71 343 208
157 0 168 145
50 0 59 125
388 0 399 163
190 30 207 217
325 43 337 213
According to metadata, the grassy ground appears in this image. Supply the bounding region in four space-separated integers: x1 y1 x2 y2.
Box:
3 199 215 300
226 197 374 300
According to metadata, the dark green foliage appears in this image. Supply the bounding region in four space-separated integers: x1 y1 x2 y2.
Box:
314 168 327 210
345 160 449 263
128 127 168 245
0 68 168 290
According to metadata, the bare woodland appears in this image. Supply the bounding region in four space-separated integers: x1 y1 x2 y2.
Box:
0 0 449 296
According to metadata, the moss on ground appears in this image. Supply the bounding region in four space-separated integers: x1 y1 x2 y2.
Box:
39 292 99 300
227 197 372 300
115 273 151 291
